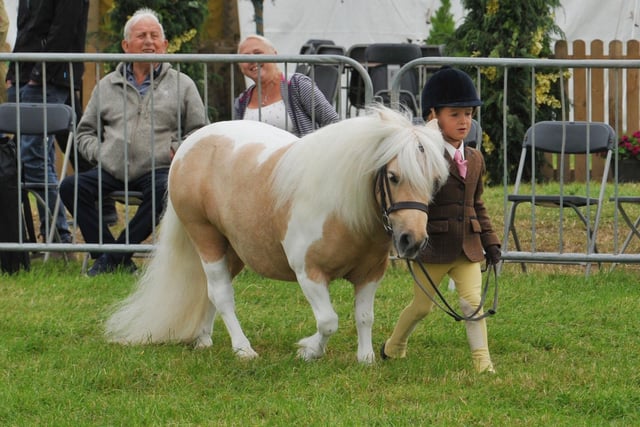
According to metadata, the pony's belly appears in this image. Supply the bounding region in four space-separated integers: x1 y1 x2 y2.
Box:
233 241 297 281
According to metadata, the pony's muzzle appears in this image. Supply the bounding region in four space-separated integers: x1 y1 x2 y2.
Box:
394 231 427 259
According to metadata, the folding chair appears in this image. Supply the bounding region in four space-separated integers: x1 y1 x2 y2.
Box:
295 39 336 74
466 119 482 150
364 43 422 116
303 44 345 106
346 44 369 116
609 196 640 255
418 44 445 89
503 121 615 272
0 102 75 256
81 189 146 274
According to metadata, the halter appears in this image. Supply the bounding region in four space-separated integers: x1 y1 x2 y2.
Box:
375 165 430 235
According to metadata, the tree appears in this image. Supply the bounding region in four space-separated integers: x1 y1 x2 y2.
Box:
426 0 455 45
443 0 564 184
251 0 264 35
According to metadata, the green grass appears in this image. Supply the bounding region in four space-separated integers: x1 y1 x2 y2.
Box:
2 184 640 425
1 258 638 426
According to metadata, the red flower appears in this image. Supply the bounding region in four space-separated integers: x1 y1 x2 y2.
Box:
618 131 640 161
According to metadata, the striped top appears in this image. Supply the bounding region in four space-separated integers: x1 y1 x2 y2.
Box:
233 73 339 137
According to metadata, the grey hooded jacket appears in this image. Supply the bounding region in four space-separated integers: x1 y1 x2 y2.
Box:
77 62 206 181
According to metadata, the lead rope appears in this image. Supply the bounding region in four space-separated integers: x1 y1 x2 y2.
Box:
406 259 498 322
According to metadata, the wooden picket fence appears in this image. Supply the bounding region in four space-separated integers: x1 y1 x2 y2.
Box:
548 39 639 182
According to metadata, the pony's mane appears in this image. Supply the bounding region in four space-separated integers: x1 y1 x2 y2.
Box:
272 105 449 233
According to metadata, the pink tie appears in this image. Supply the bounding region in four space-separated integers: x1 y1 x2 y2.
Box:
454 149 467 178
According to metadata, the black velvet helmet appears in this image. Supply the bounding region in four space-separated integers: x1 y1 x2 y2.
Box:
421 66 482 119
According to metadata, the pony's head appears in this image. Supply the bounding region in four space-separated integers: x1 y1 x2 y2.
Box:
272 105 449 257
369 107 449 258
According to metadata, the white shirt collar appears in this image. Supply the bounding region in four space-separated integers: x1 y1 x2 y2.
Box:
445 141 464 159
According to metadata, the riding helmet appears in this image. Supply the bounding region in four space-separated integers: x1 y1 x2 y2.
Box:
421 66 482 119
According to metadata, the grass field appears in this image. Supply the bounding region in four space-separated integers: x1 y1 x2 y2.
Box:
1 258 638 426
1 184 639 425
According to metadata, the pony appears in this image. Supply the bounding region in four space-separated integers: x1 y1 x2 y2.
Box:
105 106 449 363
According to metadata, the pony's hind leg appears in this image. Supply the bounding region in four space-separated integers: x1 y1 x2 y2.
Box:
354 279 382 364
296 276 338 361
202 257 258 359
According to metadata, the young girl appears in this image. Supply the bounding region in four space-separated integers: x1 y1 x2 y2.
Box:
381 66 501 373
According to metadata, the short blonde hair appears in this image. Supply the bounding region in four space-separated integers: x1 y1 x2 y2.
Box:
237 34 277 54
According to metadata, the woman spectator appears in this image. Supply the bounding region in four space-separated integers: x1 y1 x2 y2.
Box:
234 35 339 137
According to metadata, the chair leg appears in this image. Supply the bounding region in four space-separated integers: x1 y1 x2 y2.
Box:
506 203 527 272
509 225 527 273
82 253 90 275
568 206 600 274
21 192 38 245
28 190 69 264
610 204 640 271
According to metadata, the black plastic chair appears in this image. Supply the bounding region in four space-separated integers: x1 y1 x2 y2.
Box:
466 120 483 150
504 121 615 273
0 102 75 252
303 44 345 106
346 44 369 115
418 44 445 96
298 39 335 55
295 39 337 74
364 43 422 116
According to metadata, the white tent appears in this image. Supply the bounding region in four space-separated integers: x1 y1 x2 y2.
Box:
4 1 639 53
237 0 640 55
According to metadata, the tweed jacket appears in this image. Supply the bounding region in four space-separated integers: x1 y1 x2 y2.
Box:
420 144 501 264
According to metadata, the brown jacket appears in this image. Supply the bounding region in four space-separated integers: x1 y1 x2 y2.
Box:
421 145 500 263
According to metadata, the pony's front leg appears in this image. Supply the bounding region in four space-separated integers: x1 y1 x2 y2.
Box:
193 301 216 349
296 276 338 361
354 279 382 364
203 259 258 359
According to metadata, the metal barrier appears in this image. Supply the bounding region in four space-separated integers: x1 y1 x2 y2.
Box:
0 52 372 258
1 52 640 266
393 56 640 265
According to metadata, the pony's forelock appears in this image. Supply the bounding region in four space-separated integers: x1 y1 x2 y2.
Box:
272 106 448 232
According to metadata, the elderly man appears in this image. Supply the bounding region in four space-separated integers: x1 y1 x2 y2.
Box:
60 8 206 276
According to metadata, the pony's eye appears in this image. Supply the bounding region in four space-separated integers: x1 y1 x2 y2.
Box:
388 172 399 184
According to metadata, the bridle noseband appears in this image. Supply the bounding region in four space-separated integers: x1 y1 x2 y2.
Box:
376 165 430 235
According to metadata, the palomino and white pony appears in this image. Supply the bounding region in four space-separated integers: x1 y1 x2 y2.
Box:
105 106 449 363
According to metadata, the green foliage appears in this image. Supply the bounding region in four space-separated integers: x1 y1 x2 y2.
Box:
251 0 265 35
426 0 456 45
442 0 565 184
100 1 208 93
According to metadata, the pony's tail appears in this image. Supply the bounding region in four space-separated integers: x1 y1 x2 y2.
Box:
104 200 209 344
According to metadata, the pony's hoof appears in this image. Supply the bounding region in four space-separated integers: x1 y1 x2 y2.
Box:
193 336 213 349
234 347 259 359
296 347 323 361
358 351 376 365
296 337 325 361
